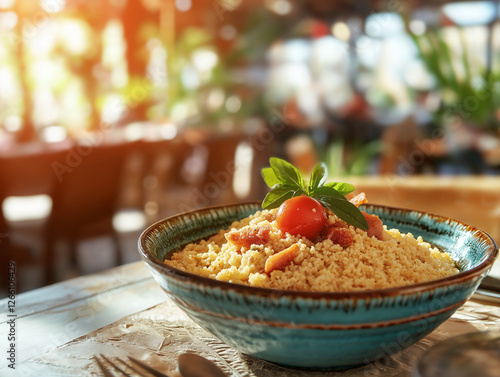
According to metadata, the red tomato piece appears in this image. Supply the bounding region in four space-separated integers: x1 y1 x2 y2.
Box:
276 196 327 240
323 226 353 247
226 225 272 249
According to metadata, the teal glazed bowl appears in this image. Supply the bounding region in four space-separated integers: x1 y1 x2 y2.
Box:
138 203 498 369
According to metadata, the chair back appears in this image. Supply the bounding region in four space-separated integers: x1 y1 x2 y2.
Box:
49 142 138 235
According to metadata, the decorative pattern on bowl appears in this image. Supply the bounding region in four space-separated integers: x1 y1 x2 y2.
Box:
138 203 498 369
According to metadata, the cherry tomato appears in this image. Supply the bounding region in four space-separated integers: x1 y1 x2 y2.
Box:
276 196 326 240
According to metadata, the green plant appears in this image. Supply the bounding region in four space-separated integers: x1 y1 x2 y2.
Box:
324 138 382 177
408 26 500 130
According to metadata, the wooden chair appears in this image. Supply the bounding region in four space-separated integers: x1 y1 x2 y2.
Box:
43 141 139 284
137 136 193 219
138 131 244 216
0 147 67 290
189 131 244 210
179 129 274 211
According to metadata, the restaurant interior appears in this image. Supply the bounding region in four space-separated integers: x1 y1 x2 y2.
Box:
2 0 500 296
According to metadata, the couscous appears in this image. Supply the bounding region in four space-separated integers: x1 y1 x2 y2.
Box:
165 205 458 292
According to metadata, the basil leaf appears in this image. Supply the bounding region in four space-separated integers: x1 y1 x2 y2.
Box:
261 167 280 188
262 185 304 209
312 186 368 230
262 190 293 209
261 158 366 229
308 162 327 193
269 157 305 189
317 197 369 230
311 185 347 200
324 182 355 195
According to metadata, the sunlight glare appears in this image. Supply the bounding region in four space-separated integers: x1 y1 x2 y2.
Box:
33 89 58 126
41 125 67 143
4 116 22 132
113 210 146 233
192 49 218 72
0 0 14 8
0 67 18 98
101 94 127 124
0 11 17 30
124 122 145 141
233 142 253 199
160 123 177 140
60 20 87 54
26 22 56 54
40 0 66 13
3 195 52 222
102 20 126 67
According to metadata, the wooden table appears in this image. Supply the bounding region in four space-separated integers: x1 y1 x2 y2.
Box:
1 261 500 377
349 175 500 246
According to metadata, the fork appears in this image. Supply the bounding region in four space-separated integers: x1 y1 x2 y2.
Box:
94 354 171 377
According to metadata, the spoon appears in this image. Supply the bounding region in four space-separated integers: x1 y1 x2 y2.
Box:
414 331 500 377
178 353 228 377
478 275 500 293
474 275 500 304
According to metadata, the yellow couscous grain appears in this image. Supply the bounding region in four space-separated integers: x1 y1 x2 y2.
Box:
165 209 458 292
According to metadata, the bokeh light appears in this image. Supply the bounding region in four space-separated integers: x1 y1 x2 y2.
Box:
225 95 241 113
175 0 192 12
332 22 350 42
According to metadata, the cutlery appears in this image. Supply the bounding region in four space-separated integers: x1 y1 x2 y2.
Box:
178 353 228 377
95 354 171 377
413 331 500 377
479 275 500 292
94 353 228 377
474 275 500 304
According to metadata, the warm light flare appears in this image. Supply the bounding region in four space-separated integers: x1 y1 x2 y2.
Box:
40 125 67 143
0 0 15 9
40 0 65 13
0 11 17 29
3 195 52 222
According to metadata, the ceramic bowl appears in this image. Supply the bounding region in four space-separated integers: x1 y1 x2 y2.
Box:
138 203 498 369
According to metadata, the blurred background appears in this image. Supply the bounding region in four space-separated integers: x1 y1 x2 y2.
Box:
1 0 500 293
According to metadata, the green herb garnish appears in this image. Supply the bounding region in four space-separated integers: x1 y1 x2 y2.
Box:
261 157 369 230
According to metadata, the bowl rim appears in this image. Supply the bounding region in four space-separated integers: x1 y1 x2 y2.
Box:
138 202 499 299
